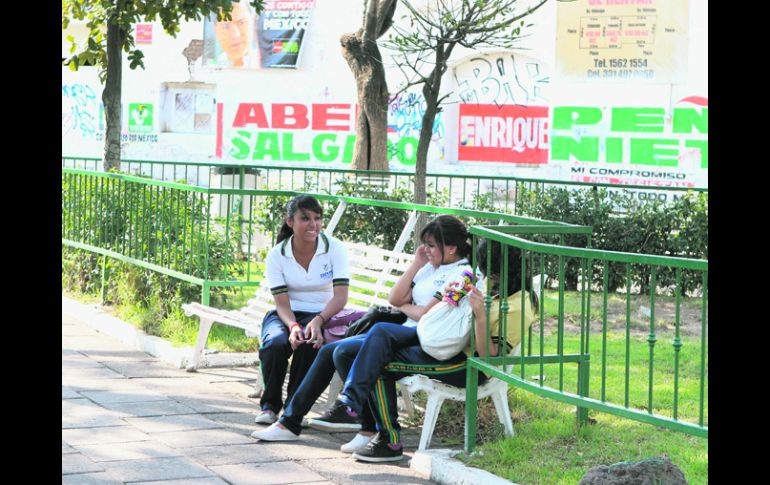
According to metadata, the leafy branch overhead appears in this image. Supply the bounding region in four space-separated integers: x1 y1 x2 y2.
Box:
384 0 548 100
381 0 548 234
62 0 266 82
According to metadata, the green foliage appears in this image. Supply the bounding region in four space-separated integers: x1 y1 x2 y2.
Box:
62 173 240 326
516 187 708 295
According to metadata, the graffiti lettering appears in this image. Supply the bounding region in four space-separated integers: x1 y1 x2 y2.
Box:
62 83 99 137
388 93 444 140
454 53 549 106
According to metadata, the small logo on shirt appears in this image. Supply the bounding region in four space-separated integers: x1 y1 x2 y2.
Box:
320 270 333 279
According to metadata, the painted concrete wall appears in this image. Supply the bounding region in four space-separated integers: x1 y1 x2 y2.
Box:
62 0 707 189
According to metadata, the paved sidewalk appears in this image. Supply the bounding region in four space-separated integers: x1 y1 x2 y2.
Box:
62 311 437 485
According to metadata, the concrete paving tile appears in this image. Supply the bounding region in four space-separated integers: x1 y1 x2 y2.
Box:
63 336 129 351
170 395 258 415
63 441 79 454
151 428 254 448
102 361 187 378
300 456 433 485
79 389 171 404
62 398 131 429
62 411 128 429
63 367 129 383
250 432 347 460
205 412 258 435
179 444 271 466
100 456 214 482
102 400 197 417
209 461 327 485
63 324 102 336
64 386 83 399
75 440 183 462
125 414 224 433
62 453 105 475
61 471 125 485
206 380 260 396
132 478 230 485
63 426 153 446
194 367 259 383
134 377 218 395
79 348 161 363
62 356 108 369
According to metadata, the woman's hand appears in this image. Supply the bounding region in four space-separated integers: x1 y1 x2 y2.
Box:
288 325 305 350
414 244 429 267
304 316 325 349
468 286 486 315
443 280 461 296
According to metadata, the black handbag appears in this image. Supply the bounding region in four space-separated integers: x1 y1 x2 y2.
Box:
343 305 408 338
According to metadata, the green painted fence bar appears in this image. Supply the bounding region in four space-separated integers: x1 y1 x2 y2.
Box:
62 156 707 217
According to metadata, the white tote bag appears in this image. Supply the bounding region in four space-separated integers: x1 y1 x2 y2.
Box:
416 297 473 360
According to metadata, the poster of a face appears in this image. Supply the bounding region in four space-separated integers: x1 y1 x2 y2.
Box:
203 1 315 69
203 2 260 68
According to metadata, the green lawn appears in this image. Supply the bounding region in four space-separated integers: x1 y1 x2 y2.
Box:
456 331 708 484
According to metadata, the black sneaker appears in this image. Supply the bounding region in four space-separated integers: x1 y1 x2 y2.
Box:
352 433 403 462
306 399 361 431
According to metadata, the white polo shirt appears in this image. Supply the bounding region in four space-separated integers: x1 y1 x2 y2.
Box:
405 258 471 328
265 233 350 313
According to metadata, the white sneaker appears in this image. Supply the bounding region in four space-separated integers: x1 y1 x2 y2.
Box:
251 422 299 441
254 410 277 424
340 433 375 453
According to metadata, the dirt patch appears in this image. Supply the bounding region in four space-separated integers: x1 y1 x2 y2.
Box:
538 293 707 338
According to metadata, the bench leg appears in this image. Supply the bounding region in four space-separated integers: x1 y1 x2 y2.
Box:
491 387 515 438
248 366 264 398
187 317 214 372
418 394 444 450
400 386 415 419
327 373 343 406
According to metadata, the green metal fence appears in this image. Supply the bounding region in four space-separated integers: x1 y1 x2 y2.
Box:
62 167 572 305
464 225 708 451
61 167 707 445
61 156 707 215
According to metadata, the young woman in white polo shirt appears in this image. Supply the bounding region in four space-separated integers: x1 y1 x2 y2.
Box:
255 195 350 425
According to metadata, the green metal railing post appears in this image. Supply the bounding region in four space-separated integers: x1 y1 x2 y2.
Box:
100 255 109 304
464 363 480 453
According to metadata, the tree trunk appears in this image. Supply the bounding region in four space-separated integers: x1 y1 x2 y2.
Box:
102 17 125 172
413 84 439 246
340 0 395 173
341 32 389 173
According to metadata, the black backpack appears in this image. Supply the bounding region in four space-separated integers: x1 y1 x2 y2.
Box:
343 306 408 338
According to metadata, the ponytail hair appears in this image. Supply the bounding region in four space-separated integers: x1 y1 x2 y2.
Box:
276 195 324 244
420 215 471 264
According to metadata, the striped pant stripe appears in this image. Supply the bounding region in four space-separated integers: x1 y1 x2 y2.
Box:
374 377 399 444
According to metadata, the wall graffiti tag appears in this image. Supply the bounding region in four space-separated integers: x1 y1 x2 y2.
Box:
62 83 100 138
454 53 550 106
387 93 445 162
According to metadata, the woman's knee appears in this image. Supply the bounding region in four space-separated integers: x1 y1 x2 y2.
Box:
259 332 290 358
